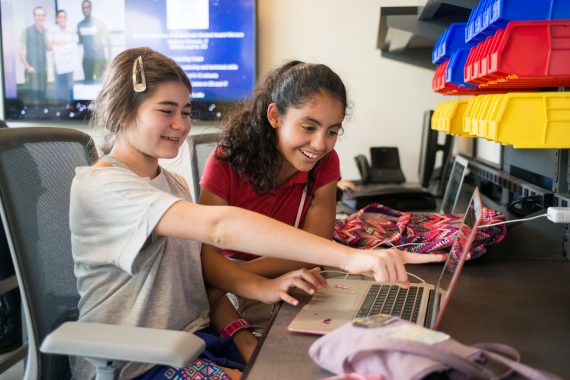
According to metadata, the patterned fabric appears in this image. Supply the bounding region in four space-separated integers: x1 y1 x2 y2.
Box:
334 203 506 260
137 359 231 380
135 329 244 380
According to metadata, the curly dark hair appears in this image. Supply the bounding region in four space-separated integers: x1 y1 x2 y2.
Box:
217 61 347 194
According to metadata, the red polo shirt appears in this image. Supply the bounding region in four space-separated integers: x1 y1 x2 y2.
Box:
200 148 341 261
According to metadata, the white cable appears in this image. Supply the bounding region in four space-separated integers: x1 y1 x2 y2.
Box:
319 269 426 283
319 269 350 279
407 272 426 283
372 240 423 250
478 213 547 228
395 242 424 249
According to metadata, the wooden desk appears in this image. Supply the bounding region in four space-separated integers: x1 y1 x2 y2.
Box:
244 256 570 379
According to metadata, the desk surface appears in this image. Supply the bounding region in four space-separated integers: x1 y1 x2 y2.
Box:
244 256 570 379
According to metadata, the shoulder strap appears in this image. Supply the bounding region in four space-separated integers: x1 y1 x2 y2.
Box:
473 343 564 380
294 184 308 228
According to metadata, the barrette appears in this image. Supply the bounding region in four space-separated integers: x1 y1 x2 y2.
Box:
132 55 146 92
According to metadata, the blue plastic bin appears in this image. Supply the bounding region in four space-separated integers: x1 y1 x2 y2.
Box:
446 49 477 88
432 23 468 64
466 0 570 43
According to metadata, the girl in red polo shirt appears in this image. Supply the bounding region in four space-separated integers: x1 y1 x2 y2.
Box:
199 61 348 333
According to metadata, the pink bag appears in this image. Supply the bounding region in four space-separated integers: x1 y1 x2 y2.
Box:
309 317 562 380
334 203 506 260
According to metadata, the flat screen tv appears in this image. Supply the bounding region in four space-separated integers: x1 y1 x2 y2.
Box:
0 0 256 122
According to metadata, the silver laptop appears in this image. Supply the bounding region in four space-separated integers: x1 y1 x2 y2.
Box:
288 187 483 335
440 155 469 215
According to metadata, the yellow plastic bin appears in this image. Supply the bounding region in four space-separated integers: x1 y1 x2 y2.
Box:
431 99 471 137
485 92 570 148
464 96 486 136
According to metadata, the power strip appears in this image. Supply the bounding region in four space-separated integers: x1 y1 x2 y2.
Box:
547 207 570 223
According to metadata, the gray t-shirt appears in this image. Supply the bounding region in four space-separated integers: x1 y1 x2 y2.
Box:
70 156 210 379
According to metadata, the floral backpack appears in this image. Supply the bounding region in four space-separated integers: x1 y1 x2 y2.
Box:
334 203 507 260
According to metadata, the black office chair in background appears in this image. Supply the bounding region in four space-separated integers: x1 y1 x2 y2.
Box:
0 127 204 379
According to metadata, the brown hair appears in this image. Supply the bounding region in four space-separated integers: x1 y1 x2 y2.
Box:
90 47 191 153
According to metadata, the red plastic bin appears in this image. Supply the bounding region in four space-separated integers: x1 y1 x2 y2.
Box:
464 20 570 88
433 60 512 95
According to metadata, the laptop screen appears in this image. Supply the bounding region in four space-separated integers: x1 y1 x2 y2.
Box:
431 187 482 329
440 156 469 215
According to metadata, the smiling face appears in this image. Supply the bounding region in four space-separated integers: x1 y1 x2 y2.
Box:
120 81 191 162
268 90 344 182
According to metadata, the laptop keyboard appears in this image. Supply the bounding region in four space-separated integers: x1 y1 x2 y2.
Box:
355 284 423 323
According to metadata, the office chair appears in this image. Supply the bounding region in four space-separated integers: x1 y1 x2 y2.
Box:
189 131 221 201
0 127 204 380
354 154 371 184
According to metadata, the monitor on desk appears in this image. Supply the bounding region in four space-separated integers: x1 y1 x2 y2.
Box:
418 110 454 196
440 155 469 215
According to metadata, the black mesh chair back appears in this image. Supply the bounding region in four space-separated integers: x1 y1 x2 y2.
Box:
189 131 221 201
0 127 98 379
354 154 371 185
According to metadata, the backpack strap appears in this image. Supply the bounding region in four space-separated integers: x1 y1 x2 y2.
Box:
474 343 564 380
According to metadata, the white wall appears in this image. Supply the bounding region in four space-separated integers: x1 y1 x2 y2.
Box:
257 0 445 181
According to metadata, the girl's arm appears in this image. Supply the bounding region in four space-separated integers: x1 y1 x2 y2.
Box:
154 199 443 285
237 180 339 277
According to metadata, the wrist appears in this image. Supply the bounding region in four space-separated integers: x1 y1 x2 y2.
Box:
220 318 252 338
336 245 353 273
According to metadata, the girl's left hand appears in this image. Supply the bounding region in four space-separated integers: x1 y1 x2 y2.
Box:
257 267 329 305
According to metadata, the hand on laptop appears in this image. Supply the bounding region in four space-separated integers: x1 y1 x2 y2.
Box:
256 267 329 306
341 249 445 287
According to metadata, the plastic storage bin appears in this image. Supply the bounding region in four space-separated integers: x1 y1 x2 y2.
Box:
432 23 469 64
465 0 570 44
463 92 570 148
432 99 471 137
465 20 570 88
446 49 477 88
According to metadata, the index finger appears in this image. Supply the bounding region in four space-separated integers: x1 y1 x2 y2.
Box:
401 252 446 264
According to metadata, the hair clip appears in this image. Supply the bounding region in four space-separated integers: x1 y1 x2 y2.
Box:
132 56 146 93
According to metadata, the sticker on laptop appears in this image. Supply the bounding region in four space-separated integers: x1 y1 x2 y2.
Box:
353 314 398 328
381 324 449 345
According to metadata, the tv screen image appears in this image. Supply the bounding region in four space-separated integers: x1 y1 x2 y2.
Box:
0 0 256 121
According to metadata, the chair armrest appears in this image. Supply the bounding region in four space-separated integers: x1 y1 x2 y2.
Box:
40 322 205 369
